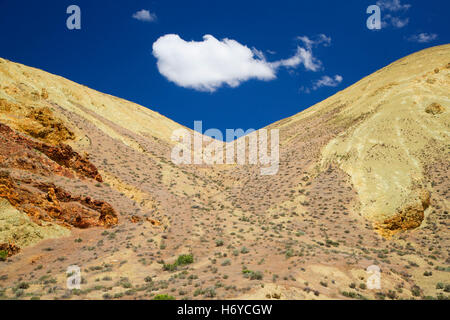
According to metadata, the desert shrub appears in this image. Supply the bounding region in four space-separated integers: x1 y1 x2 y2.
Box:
285 249 294 259
163 263 177 271
221 259 231 266
153 294 175 300
216 239 224 247
176 254 194 265
342 291 356 298
204 288 216 298
411 285 421 297
387 290 397 299
163 254 194 271
240 247 249 254
0 250 8 261
242 269 263 280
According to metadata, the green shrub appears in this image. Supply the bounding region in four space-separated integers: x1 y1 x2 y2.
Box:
176 254 194 266
242 269 263 280
411 285 421 297
221 259 231 266
240 247 249 254
250 271 263 280
285 249 294 259
342 291 357 298
153 294 175 300
215 240 224 247
163 254 194 271
17 282 29 290
204 288 216 298
163 263 177 271
0 250 8 261
436 282 444 290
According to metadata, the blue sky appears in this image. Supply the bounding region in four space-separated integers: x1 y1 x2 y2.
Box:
0 0 448 140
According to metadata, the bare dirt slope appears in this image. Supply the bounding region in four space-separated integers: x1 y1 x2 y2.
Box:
0 45 448 300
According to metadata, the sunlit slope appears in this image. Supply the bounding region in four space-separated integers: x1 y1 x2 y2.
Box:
274 44 449 235
0 57 185 146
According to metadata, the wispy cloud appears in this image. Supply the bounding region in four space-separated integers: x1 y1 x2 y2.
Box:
386 15 409 28
377 0 411 11
376 0 411 28
407 33 438 43
152 34 329 92
132 9 157 22
301 75 343 93
312 75 343 90
297 34 331 50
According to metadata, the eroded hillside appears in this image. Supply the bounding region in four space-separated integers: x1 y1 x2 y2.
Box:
0 45 448 300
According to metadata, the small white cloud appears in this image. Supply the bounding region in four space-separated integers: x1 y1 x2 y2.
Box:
312 75 343 90
152 34 327 92
132 9 157 22
407 33 438 43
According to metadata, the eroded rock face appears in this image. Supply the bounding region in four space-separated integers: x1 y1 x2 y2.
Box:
0 100 75 145
21 106 75 143
0 123 102 181
0 123 117 234
0 198 70 249
376 189 431 237
0 172 118 229
34 143 102 182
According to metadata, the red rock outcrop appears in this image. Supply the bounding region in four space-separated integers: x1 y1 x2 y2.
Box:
0 123 102 181
0 123 117 230
0 172 118 229
34 143 102 182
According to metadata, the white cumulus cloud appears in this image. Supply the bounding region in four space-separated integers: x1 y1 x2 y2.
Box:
407 33 438 43
152 34 327 92
132 9 157 22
